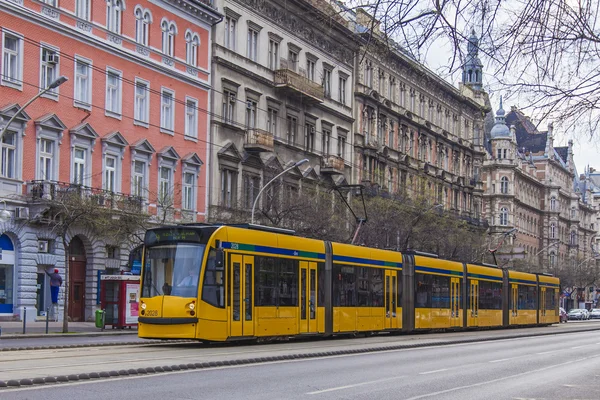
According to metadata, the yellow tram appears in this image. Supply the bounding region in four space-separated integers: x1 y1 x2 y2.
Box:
137 224 560 341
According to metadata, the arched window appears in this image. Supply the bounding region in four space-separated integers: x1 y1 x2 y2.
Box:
549 252 556 268
550 196 556 211
550 223 556 239
135 7 151 46
570 231 577 245
500 207 508 226
185 30 200 67
500 176 509 194
161 19 177 57
106 0 124 34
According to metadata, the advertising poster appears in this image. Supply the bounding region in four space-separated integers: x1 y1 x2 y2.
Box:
125 283 139 324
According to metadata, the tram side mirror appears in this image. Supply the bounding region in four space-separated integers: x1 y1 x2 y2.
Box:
215 249 224 269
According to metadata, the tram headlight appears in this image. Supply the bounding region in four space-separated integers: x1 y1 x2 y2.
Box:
141 303 147 310
189 302 195 310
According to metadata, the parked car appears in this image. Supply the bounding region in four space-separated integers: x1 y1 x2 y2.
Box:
589 309 600 319
582 309 591 320
560 307 568 323
568 309 588 320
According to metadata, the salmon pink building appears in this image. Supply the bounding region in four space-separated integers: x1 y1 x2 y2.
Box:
0 0 221 321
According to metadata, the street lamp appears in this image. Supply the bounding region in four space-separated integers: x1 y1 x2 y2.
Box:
251 158 309 224
0 76 68 143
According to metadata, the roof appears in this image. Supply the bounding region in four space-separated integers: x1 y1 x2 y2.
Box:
504 109 547 153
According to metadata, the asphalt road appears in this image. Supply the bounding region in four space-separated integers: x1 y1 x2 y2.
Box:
2 329 600 400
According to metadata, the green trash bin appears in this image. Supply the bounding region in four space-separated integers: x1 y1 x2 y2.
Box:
95 309 105 329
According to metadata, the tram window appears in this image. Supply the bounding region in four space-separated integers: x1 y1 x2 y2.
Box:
431 275 450 309
415 273 431 308
201 249 225 308
545 288 556 311
279 258 298 306
517 285 537 310
357 267 371 306
317 263 325 306
333 264 356 307
255 256 277 306
478 280 502 310
371 269 384 307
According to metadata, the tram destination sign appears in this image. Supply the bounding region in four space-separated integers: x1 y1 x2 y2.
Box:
145 228 205 245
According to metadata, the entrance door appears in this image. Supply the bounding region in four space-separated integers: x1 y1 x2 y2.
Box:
68 237 87 321
385 270 398 329
36 273 46 317
450 278 461 327
469 280 479 327
230 255 254 337
299 261 317 333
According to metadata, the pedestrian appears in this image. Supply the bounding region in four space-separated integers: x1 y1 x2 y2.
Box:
45 268 62 321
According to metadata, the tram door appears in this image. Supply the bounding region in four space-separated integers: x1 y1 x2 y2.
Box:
299 261 317 333
468 280 479 327
510 284 519 324
230 255 254 337
540 287 547 318
385 270 398 329
450 278 461 327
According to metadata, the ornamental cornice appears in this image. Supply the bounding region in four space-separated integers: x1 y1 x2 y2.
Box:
161 0 223 26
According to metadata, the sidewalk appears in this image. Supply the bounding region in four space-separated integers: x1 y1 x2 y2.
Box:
0 320 137 339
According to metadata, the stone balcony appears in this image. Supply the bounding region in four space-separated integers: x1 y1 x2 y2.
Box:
274 68 324 104
321 155 345 174
244 128 274 152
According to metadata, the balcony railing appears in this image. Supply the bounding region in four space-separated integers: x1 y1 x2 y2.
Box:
244 128 274 152
274 69 324 103
321 155 345 174
26 180 144 212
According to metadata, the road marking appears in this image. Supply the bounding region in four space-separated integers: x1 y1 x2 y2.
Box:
571 345 585 349
536 350 560 355
306 376 406 395
489 358 512 363
403 353 600 400
419 369 448 375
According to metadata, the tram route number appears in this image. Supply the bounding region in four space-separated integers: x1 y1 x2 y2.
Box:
231 243 239 250
145 310 158 316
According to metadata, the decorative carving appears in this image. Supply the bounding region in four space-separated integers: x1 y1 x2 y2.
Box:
41 6 59 19
186 66 199 77
136 45 150 56
76 21 93 32
107 33 122 45
162 56 175 66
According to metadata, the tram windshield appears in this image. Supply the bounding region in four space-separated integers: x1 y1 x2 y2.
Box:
141 243 205 298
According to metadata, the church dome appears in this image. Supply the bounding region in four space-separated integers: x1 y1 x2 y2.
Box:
490 98 510 138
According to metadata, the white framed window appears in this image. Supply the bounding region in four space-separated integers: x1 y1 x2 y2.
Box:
135 7 152 46
185 31 199 67
550 196 557 210
106 0 123 34
2 31 23 89
323 68 332 98
365 61 373 88
267 107 278 135
286 115 297 145
105 67 122 117
39 138 54 181
160 88 175 133
104 155 117 192
339 76 347 104
74 57 92 108
182 172 195 210
220 168 237 208
72 147 86 185
132 160 146 198
247 28 258 62
76 0 91 20
322 128 331 156
549 252 556 268
550 223 556 239
245 99 257 129
288 49 298 72
222 90 236 125
1 131 16 179
161 19 176 57
134 78 149 125
225 16 237 50
185 97 198 139
306 59 315 81
158 166 173 204
268 39 279 70
499 207 508 226
500 176 509 194
42 0 57 6
337 134 346 159
40 45 60 99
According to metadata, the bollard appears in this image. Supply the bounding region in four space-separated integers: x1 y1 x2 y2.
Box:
45 307 50 334
22 307 26 334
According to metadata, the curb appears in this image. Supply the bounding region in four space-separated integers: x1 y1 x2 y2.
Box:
1 326 599 389
0 331 138 341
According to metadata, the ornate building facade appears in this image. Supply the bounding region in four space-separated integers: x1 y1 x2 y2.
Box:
351 13 488 220
483 103 598 277
208 0 356 221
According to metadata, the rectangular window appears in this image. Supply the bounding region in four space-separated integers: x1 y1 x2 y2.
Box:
288 50 298 72
267 107 278 135
220 169 237 208
245 99 257 129
337 135 346 159
1 131 15 179
105 69 122 116
134 79 149 124
222 90 236 125
306 59 315 81
268 39 279 70
73 147 86 185
133 160 146 198
247 28 258 61
305 123 315 152
158 166 172 203
76 0 91 20
286 115 297 145
322 129 331 156
2 33 21 88
323 68 332 98
74 58 91 107
185 98 198 138
225 16 237 50
243 174 260 209
332 265 356 307
39 139 54 180
40 47 59 97
104 155 116 192
160 89 175 132
339 76 346 104
182 172 195 210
